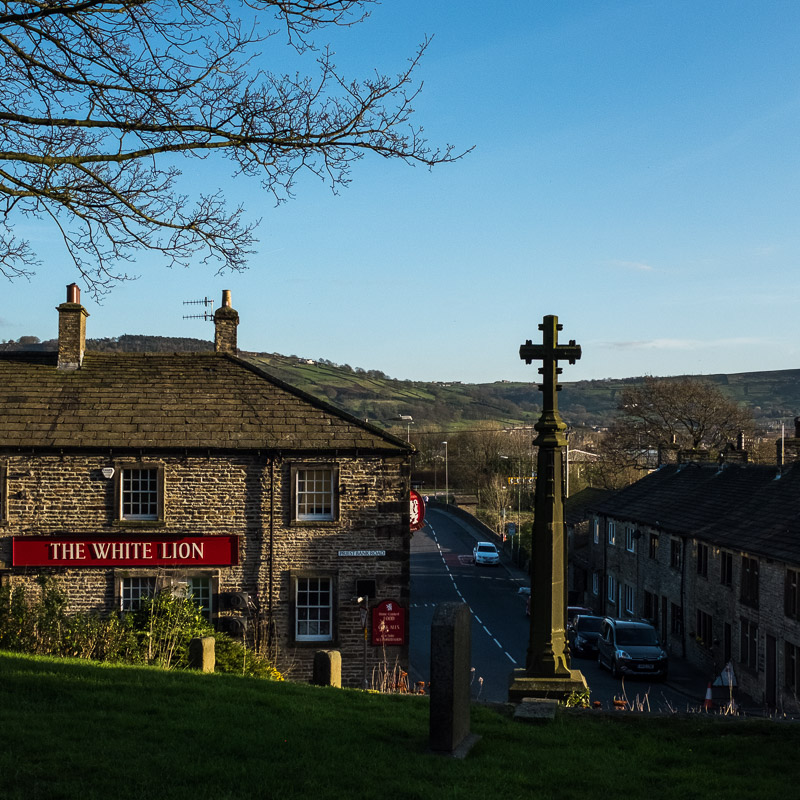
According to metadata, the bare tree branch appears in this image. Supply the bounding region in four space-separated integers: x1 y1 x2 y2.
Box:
0 1 466 295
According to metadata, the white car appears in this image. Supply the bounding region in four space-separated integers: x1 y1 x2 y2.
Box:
473 541 500 566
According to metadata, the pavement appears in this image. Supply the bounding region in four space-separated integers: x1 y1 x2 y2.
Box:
432 504 764 716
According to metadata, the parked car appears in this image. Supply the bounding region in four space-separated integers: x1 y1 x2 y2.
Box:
473 541 500 566
568 614 604 657
596 618 668 680
567 606 593 625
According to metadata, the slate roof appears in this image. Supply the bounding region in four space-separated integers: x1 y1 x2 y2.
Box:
0 351 411 454
592 462 800 567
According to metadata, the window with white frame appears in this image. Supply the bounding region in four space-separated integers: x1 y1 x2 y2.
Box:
624 584 635 615
119 466 162 521
625 526 636 553
293 466 337 522
120 576 157 611
295 576 333 641
188 577 213 621
607 521 616 546
592 518 599 545
592 572 600 596
607 574 617 603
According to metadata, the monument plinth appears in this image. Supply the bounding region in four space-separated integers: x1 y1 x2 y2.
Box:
508 315 587 703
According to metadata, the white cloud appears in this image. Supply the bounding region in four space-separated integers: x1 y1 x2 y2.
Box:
609 260 656 272
605 337 767 351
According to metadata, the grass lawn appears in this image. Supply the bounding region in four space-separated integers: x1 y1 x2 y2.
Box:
1 651 797 800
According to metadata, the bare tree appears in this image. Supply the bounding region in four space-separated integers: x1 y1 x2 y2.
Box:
0 1 464 294
599 377 754 474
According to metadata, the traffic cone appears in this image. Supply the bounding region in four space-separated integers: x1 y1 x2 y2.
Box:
704 682 713 711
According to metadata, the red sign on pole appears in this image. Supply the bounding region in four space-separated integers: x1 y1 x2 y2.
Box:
371 599 407 646
12 535 239 567
409 489 426 532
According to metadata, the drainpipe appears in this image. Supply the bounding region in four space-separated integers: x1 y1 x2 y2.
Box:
268 458 275 649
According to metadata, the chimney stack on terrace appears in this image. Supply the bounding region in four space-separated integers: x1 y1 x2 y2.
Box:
56 283 89 370
214 289 238 354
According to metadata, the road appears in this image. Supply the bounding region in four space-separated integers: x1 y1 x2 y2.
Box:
410 506 705 710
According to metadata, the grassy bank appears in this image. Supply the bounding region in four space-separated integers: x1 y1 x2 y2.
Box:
1 651 797 800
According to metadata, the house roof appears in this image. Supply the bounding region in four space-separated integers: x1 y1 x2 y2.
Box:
592 462 800 566
0 351 411 454
565 487 612 526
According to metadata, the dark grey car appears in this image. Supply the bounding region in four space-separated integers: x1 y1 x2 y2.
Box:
568 614 604 657
596 618 668 679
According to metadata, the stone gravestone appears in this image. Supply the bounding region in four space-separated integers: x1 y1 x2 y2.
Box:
509 315 587 703
429 602 480 757
188 636 215 673
312 649 342 688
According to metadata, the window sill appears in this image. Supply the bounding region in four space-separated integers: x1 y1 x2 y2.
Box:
290 519 339 528
113 520 166 529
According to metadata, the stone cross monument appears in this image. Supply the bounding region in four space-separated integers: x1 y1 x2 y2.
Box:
508 315 588 702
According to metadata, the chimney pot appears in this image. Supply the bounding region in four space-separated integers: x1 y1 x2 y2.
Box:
222 289 232 308
66 283 80 304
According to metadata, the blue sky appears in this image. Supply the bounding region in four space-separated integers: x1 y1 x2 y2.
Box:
4 1 800 384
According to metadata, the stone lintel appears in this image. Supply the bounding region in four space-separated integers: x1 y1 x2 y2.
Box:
508 667 587 704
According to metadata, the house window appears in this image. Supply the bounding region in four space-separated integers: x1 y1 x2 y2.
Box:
607 574 617 603
741 556 759 609
696 543 708 579
625 527 636 554
295 576 334 641
607 521 616 546
592 572 600 596
670 539 682 570
292 465 338 522
648 533 658 560
740 617 758 670
785 569 800 620
119 465 163 521
720 551 733 587
623 584 635 615
592 519 599 545
670 603 683 636
696 609 713 648
188 577 213 621
786 642 800 693
120 576 157 611
643 590 658 624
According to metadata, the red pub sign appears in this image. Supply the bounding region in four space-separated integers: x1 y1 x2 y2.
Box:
371 599 407 646
12 535 239 568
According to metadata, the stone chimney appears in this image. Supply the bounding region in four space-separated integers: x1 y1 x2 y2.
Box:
57 283 89 370
777 416 800 466
214 289 238 354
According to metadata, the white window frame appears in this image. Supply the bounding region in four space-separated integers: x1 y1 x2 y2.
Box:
592 572 600 596
593 518 600 545
607 521 616 546
625 526 636 553
119 465 162 521
188 577 213 621
120 576 157 611
295 576 334 642
293 466 337 522
624 584 635 615
607 574 617 603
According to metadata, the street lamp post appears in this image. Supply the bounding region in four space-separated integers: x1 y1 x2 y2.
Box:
442 441 448 504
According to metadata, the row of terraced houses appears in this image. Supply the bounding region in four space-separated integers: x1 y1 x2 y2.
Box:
571 439 800 713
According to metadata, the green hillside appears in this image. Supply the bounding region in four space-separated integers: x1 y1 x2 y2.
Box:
5 335 798 432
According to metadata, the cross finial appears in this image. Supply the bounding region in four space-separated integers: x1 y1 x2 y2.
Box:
519 315 581 418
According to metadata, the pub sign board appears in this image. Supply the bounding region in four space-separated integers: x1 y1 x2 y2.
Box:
12 535 239 567
409 489 426 532
371 599 407 646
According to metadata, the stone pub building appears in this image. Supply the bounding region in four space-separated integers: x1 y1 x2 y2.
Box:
0 286 412 685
